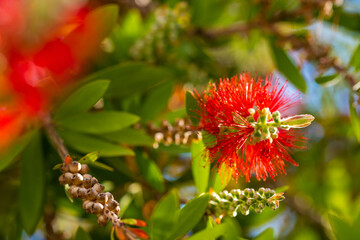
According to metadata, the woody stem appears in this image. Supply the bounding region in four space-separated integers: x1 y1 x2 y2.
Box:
41 113 69 162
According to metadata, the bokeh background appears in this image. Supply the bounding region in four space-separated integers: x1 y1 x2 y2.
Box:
1 0 360 239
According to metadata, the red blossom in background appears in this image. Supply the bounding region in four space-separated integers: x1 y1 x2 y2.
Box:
0 2 109 151
194 73 314 182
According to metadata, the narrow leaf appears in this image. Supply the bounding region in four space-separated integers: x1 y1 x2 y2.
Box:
269 41 307 92
102 128 154 147
122 219 147 227
135 150 164 192
59 130 134 157
19 132 45 235
281 114 315 128
191 140 210 193
186 91 200 126
57 111 139 134
350 43 360 71
74 227 92 240
150 190 179 240
55 80 110 119
209 164 230 193
168 193 210 240
79 152 100 163
315 74 338 85
349 95 360 143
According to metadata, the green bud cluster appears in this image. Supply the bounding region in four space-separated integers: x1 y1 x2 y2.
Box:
206 188 285 217
130 2 190 63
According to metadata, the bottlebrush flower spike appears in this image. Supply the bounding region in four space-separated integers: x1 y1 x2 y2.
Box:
193 73 314 182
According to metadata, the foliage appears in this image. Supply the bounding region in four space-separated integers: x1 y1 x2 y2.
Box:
0 0 360 239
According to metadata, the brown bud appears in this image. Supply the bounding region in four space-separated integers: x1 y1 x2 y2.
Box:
83 174 92 179
97 214 108 226
82 200 91 209
105 192 114 203
113 206 120 215
107 200 119 211
63 172 73 184
86 188 98 201
69 186 80 198
77 188 87 199
93 183 104 193
72 173 84 185
92 202 104 214
60 164 70 173
79 164 90 174
84 201 94 213
97 193 108 205
91 177 98 186
69 161 81 173
59 174 66 185
83 177 92 188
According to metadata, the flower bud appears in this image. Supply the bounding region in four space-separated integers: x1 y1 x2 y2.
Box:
69 161 81 173
97 193 108 205
92 203 104 214
83 177 92 188
281 114 315 128
77 188 87 198
93 183 105 193
63 172 73 184
60 164 70 173
59 174 66 185
84 201 94 213
86 188 98 201
72 173 84 185
79 164 90 174
82 200 91 209
97 214 108 226
107 200 119 211
69 186 80 198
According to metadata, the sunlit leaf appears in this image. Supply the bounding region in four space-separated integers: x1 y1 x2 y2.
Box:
186 91 200 126
349 95 360 143
350 43 360 71
191 140 210 193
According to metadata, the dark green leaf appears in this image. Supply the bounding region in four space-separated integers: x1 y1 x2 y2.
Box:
328 214 357 240
59 130 134 157
19 132 45 235
186 91 200 126
0 130 36 172
274 185 289 193
350 44 360 71
141 81 174 122
84 62 174 97
55 80 110 120
74 227 92 240
349 95 360 143
189 218 241 240
254 228 274 240
315 74 338 85
52 163 62 170
191 140 210 193
150 190 179 240
269 41 307 92
57 111 139 134
135 150 164 192
102 128 154 146
168 193 210 240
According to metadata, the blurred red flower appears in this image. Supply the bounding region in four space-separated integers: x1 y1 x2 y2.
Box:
194 73 313 182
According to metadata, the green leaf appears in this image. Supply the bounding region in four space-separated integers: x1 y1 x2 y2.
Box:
191 140 210 193
186 91 200 126
150 190 179 240
135 150 164 192
19 131 45 235
0 130 36 172
255 228 274 240
328 214 357 240
202 131 217 148
350 44 360 71
59 130 134 157
74 227 92 240
79 152 100 163
85 62 174 97
57 111 139 134
102 128 154 146
349 95 360 143
315 74 338 85
90 161 114 172
209 163 230 193
269 41 307 92
64 184 74 203
188 218 241 240
55 80 110 120
274 185 289 193
141 81 174 122
168 193 210 240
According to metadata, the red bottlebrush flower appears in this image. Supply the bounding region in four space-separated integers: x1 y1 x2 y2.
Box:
194 73 314 182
